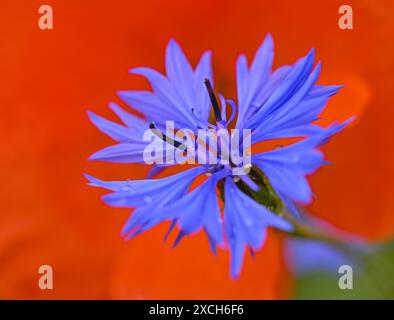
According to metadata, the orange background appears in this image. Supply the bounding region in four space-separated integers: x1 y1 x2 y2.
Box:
0 0 393 299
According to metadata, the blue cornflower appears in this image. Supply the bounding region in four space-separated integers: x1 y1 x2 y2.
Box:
86 35 352 277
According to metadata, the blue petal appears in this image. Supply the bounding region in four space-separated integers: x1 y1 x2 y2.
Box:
88 142 155 164
253 84 341 141
123 169 231 251
248 34 274 92
234 42 345 144
262 62 322 124
253 124 324 142
309 85 342 98
252 120 352 203
194 50 213 121
94 166 207 208
224 178 293 278
237 65 292 128
108 102 149 131
123 40 214 132
84 173 128 191
251 62 323 143
236 54 249 123
87 111 142 143
165 39 195 112
129 67 198 129
87 102 160 165
118 90 191 128
251 65 292 108
129 67 180 108
236 34 274 127
245 48 316 130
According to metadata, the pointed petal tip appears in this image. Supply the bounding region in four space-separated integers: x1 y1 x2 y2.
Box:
119 229 130 241
230 269 241 280
201 49 212 58
83 173 94 181
310 61 322 78
123 233 135 241
166 38 184 55
327 85 344 95
86 111 111 131
128 67 146 75
117 90 129 98
249 246 256 260
163 220 177 243
345 115 356 124
83 173 110 189
236 53 248 63
120 228 129 238
86 110 99 122
121 221 140 240
172 231 186 249
88 146 122 162
168 37 178 46
305 48 316 61
108 101 119 110
263 32 274 47
83 173 99 186
108 102 127 117
328 116 356 133
87 152 99 162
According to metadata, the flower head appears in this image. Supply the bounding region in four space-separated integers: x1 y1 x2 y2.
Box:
86 35 352 277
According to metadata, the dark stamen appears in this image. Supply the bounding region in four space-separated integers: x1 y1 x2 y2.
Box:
204 78 222 122
149 122 187 151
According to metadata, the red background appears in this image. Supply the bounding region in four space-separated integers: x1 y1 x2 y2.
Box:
0 0 393 299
